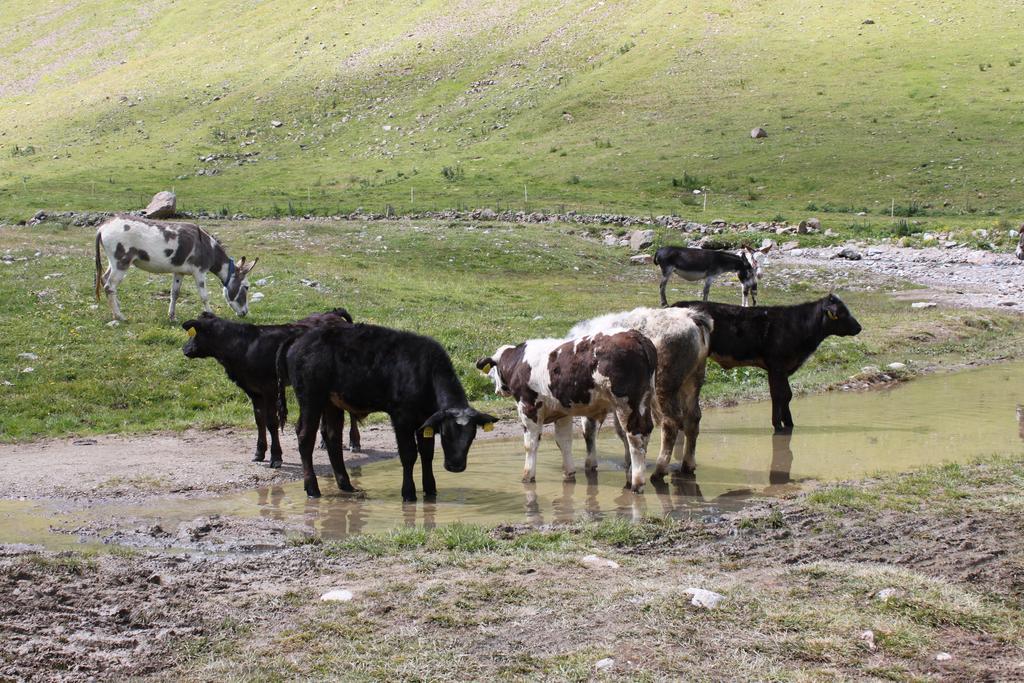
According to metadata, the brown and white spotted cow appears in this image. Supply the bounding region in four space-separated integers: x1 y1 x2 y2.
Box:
94 214 257 321
477 329 658 492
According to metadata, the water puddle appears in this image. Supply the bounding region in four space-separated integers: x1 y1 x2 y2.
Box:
5 362 1024 549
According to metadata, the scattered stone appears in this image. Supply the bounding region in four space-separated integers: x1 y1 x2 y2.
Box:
911 302 937 309
106 320 121 327
320 588 354 602
603 234 619 247
886 362 907 372
797 220 808 234
859 630 876 650
21 367 34 374
875 587 900 601
806 217 821 230
684 587 726 609
72 438 98 446
254 278 270 286
628 229 655 251
300 279 320 289
581 554 619 570
833 247 862 260
250 292 265 302
143 191 176 218
17 352 38 361
595 658 615 670
630 254 653 265
750 127 768 139
270 120 283 127
935 652 953 662
862 18 875 24
478 208 497 220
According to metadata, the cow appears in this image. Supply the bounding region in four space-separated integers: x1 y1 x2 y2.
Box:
654 245 771 307
181 308 359 468
568 307 713 476
279 322 498 501
673 294 862 432
95 214 256 321
477 329 658 492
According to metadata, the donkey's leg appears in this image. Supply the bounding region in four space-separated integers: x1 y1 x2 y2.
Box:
104 266 129 321
168 274 183 320
702 276 715 302
194 272 212 313
659 266 674 307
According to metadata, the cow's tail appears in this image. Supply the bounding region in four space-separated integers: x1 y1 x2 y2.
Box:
652 247 661 267
93 231 103 301
275 335 298 427
689 309 714 353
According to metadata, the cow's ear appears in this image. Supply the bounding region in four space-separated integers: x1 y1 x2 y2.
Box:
475 356 496 373
181 319 198 332
741 244 753 252
760 244 773 254
473 411 499 432
419 409 447 438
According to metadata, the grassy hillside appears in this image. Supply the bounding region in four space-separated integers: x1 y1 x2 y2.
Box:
1 1 1022 221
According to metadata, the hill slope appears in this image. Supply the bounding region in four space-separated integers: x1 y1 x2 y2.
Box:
1 0 1021 220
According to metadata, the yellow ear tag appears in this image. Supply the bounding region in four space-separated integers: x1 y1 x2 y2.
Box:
481 363 493 374
482 422 494 432
827 310 838 320
422 427 434 438
186 327 197 337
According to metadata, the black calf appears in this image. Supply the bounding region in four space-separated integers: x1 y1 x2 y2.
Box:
279 322 497 501
673 294 862 431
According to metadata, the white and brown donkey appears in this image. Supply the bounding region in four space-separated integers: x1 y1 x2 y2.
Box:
95 214 257 321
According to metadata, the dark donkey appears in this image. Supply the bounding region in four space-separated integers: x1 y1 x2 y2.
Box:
279 321 497 500
673 294 862 431
654 245 769 307
181 308 360 467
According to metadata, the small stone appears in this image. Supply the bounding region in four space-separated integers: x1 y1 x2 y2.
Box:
630 254 653 265
595 658 615 670
17 352 38 361
862 18 875 24
806 217 821 230
628 229 655 251
250 292 265 302
271 120 283 127
750 127 768 139
685 587 726 609
20 367 34 373
581 554 619 570
254 278 270 286
859 630 876 650
911 302 937 309
106 320 121 327
143 190 176 218
320 589 354 602
886 363 907 372
875 587 899 601
936 652 952 662
72 438 98 446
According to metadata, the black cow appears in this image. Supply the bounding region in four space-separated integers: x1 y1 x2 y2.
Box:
673 294 862 431
279 322 498 500
181 308 359 467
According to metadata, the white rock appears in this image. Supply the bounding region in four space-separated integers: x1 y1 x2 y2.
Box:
250 292 265 302
911 302 937 309
886 363 907 371
684 587 726 609
320 589 354 602
595 658 615 670
17 352 38 361
859 630 876 650
875 587 899 601
106 320 121 327
630 254 653 265
936 652 952 662
20 367 34 373
254 277 270 286
271 120 283 127
581 554 620 569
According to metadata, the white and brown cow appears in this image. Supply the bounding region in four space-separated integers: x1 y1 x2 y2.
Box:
94 214 256 321
477 329 658 492
568 307 713 477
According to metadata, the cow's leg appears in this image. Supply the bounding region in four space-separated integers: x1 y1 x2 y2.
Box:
416 429 437 498
349 412 362 452
265 394 284 468
194 272 212 313
611 412 630 473
652 420 679 481
168 274 183 320
583 417 600 471
677 362 707 473
321 403 356 492
615 403 650 493
295 401 325 498
553 416 575 481
103 266 129 321
702 276 715 302
521 418 542 483
394 421 420 502
768 369 793 432
659 266 674 307
251 398 267 462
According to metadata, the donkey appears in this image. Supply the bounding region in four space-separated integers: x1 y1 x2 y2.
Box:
94 214 256 321
1016 225 1024 260
654 244 771 307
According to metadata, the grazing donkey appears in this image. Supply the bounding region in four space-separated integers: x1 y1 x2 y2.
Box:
654 244 771 307
1016 225 1024 260
94 214 256 321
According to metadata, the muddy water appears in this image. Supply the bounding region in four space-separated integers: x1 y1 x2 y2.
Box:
5 362 1024 548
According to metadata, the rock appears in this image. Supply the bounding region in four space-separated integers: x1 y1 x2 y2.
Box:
143 190 176 218
603 234 619 246
685 587 725 609
630 254 653 265
479 208 497 220
250 292 265 302
859 630 876 650
750 127 768 139
581 554 619 570
595 658 615 671
710 218 727 227
17 352 38 361
106 320 121 328
20 367 34 373
254 278 270 286
833 247 862 260
886 362 907 372
72 438 98 446
629 229 655 251
271 120 283 127
875 587 900 601
781 241 800 251
862 18 875 24
911 302 937 309
320 589 354 602
806 217 821 230
797 220 808 234
935 652 952 662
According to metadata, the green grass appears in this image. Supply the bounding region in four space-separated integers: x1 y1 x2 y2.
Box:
3 217 1024 441
2 1 1024 224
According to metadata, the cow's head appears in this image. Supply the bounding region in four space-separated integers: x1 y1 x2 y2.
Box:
742 244 772 279
822 293 862 336
180 312 221 358
1016 226 1024 261
476 346 515 396
223 257 258 317
419 407 499 473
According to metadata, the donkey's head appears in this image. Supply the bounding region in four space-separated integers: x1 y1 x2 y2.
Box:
742 244 772 279
1016 226 1024 261
223 257 258 317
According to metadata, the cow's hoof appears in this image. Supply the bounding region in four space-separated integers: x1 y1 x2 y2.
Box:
306 490 322 499
403 495 417 503
651 469 667 482
350 445 362 453
252 453 266 462
563 471 576 482
268 459 282 469
774 425 793 434
631 484 646 494
584 461 598 472
522 475 536 483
